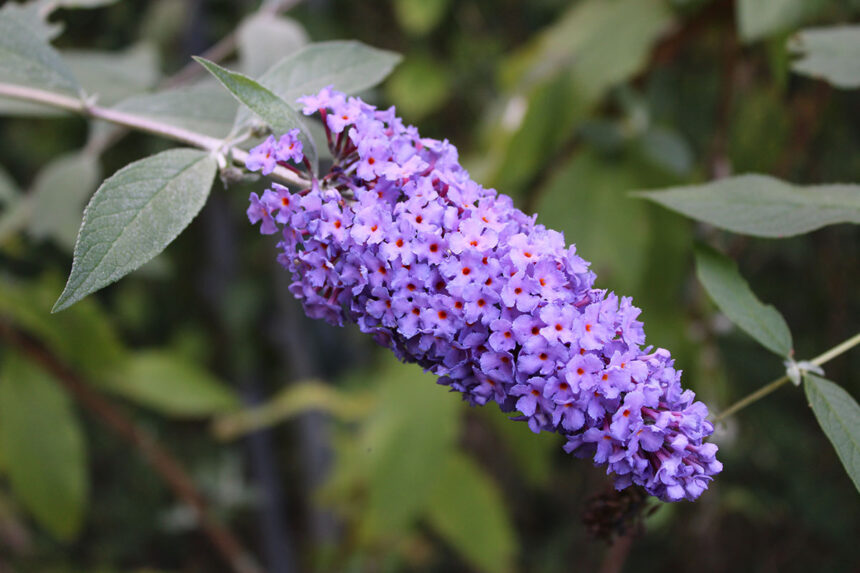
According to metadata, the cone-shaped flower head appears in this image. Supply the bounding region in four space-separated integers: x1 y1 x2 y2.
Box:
245 88 722 502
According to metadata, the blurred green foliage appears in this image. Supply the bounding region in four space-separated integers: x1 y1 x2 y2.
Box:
0 0 858 572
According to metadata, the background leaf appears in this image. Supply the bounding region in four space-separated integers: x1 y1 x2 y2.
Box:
635 174 860 238
98 80 238 139
357 359 460 538
695 244 793 356
0 274 127 380
65 43 160 106
789 26 860 89
195 57 317 170
53 148 217 312
736 0 833 43
232 40 402 133
27 151 100 250
103 350 239 417
804 373 860 493
0 163 18 205
237 12 308 78
0 8 80 96
393 0 451 37
0 354 88 541
485 0 673 195
426 453 517 573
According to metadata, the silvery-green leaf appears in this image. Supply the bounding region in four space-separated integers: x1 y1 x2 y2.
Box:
0 8 80 96
96 80 238 140
237 12 308 78
28 151 100 250
634 174 860 238
65 43 160 106
695 244 793 357
234 41 401 129
789 26 860 89
195 57 317 170
0 354 88 541
53 148 216 312
0 1 63 41
804 373 860 493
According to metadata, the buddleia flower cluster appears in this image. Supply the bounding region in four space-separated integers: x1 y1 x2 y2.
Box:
244 87 722 502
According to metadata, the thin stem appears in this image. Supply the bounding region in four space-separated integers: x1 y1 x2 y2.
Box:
0 323 263 573
714 331 860 423
0 82 309 189
810 331 860 367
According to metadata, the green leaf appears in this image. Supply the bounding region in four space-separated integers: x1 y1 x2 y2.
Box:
0 7 80 96
53 148 217 312
789 26 860 89
393 0 451 36
213 381 373 440
103 351 239 417
637 127 694 176
65 43 160 107
804 373 860 493
0 274 127 380
736 0 833 43
0 354 88 541
634 174 860 238
426 454 517 573
98 80 238 139
535 151 662 294
489 0 673 194
234 41 401 136
359 358 460 538
28 151 100 250
385 55 451 120
54 0 120 7
694 244 793 356
0 163 18 205
237 13 308 78
194 57 317 171
503 0 673 98
0 1 62 41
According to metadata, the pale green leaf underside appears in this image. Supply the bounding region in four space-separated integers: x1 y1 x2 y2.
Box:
789 26 860 89
635 174 860 238
804 373 860 493
0 355 88 540
695 244 793 357
103 351 239 417
53 148 216 312
194 57 317 171
0 10 80 95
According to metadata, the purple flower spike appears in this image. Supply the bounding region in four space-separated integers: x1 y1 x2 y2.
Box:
246 88 722 502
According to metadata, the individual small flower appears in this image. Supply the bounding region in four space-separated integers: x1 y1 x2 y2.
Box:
245 135 278 174
244 87 722 502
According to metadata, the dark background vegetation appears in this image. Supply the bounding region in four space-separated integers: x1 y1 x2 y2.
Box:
0 0 858 572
